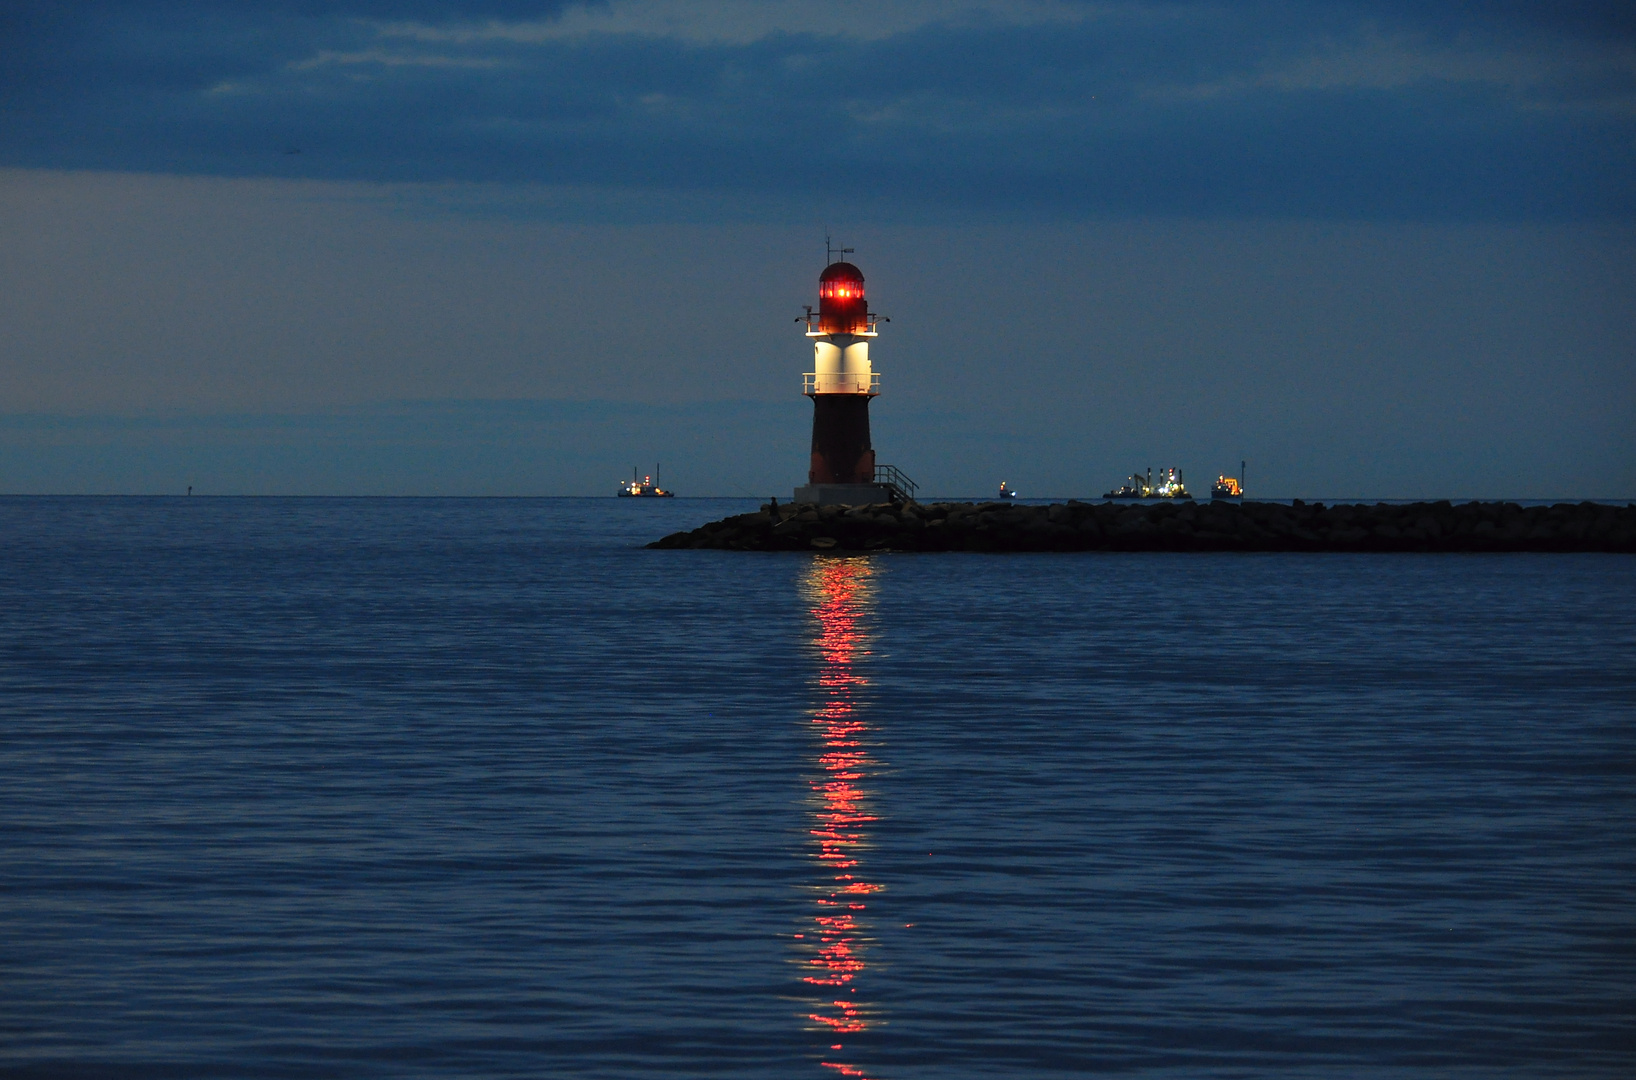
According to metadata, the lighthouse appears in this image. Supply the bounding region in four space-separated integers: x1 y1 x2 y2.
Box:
792 258 914 506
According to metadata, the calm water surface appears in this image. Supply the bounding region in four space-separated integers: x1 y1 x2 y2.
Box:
2 497 1632 1078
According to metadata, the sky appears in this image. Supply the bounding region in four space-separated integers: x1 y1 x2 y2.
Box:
1 0 1632 497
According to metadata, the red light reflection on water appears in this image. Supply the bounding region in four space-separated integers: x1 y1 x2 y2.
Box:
799 558 884 1078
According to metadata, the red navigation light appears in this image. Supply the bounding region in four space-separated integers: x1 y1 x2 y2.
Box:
817 261 868 334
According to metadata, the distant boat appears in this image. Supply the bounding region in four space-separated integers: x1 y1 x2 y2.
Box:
997 481 1018 500
618 465 674 498
1104 466 1191 500
1104 474 1145 499
1211 461 1246 503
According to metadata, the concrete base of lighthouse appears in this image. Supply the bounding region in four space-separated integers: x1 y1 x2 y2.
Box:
793 483 900 507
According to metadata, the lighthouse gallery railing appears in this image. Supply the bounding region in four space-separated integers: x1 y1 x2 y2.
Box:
803 372 881 396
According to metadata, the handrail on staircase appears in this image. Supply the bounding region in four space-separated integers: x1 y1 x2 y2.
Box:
874 464 918 504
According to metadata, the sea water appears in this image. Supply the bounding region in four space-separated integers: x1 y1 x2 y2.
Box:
1 497 1632 1079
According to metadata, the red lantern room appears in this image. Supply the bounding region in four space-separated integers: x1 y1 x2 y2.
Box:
817 262 867 334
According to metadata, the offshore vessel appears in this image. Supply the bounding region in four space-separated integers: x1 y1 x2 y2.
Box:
1104 467 1191 500
1211 461 1245 503
618 466 674 498
997 481 1018 500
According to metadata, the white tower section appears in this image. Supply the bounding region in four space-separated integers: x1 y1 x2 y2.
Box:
805 327 879 397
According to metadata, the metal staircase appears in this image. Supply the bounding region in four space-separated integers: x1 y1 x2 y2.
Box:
874 464 919 505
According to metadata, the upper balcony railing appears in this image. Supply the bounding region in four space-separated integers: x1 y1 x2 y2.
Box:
804 372 880 396
799 311 886 338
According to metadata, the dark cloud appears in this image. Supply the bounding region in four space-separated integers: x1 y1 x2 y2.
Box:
2 1 1632 218
1358 1 1636 43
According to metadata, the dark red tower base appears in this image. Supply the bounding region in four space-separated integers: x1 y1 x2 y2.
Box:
809 395 876 485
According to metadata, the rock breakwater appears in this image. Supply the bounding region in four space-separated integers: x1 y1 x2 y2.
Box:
649 499 1636 553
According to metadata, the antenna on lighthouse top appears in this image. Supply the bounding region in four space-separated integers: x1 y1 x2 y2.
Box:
824 229 854 266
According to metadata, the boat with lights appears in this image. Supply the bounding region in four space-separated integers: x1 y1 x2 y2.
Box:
1211 461 1245 503
1104 467 1192 500
618 466 674 498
